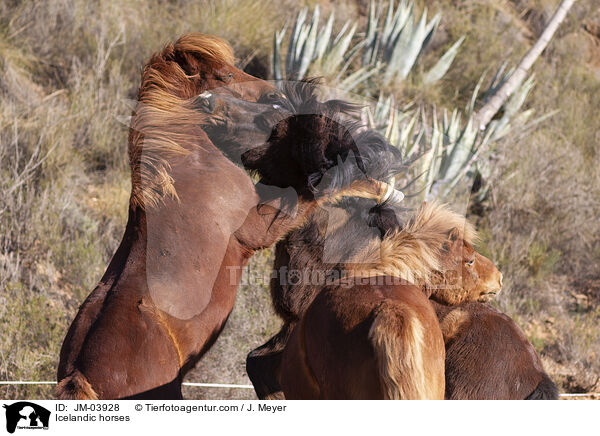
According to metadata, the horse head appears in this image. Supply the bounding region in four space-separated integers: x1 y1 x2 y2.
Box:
195 79 406 207
429 230 503 305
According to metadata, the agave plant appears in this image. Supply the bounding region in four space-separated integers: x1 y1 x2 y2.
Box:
272 2 544 203
362 0 465 85
272 5 372 89
365 66 540 201
272 1 464 91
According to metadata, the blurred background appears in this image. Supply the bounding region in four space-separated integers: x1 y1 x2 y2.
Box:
0 0 598 399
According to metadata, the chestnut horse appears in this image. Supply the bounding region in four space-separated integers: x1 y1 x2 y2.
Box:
432 301 558 399
56 35 403 400
248 201 502 399
369 201 556 399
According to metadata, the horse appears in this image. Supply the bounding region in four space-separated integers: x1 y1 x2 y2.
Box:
249 200 502 399
56 34 404 400
431 301 558 399
370 202 556 399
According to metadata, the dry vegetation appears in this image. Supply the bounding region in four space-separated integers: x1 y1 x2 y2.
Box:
0 0 598 399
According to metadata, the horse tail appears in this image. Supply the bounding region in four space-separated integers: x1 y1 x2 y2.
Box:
56 369 99 400
525 373 559 400
369 301 428 400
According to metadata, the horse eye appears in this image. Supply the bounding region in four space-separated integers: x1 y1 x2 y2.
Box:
217 73 234 82
465 260 475 266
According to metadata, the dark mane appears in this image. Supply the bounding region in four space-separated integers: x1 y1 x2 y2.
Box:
242 79 406 199
278 78 359 115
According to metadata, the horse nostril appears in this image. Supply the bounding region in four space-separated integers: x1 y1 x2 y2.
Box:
255 114 271 133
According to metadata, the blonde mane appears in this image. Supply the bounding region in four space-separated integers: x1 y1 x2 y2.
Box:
347 202 478 284
128 33 235 209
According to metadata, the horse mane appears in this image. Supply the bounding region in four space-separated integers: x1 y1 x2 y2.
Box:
345 202 478 284
128 33 234 209
244 78 405 197
279 78 360 115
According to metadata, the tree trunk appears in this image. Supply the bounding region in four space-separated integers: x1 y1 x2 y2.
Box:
473 0 577 129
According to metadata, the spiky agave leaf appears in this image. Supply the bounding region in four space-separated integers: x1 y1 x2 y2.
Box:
423 35 465 84
272 27 286 81
362 0 381 66
274 2 460 89
272 7 364 89
384 8 442 83
337 64 380 93
286 7 308 77
316 12 335 60
501 74 535 120
271 4 539 203
466 69 488 114
440 115 476 184
320 21 357 77
295 6 320 79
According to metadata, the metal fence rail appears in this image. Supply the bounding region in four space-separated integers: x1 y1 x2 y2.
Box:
0 381 597 396
0 381 253 389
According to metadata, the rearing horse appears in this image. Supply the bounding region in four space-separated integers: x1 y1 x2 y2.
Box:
57 35 402 399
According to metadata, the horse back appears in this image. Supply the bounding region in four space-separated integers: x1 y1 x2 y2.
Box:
433 302 556 400
281 282 444 399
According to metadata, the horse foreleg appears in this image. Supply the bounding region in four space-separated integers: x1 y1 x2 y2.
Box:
246 323 294 400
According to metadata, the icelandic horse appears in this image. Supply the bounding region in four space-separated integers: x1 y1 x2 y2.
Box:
56 35 404 399
248 200 503 399
432 301 558 399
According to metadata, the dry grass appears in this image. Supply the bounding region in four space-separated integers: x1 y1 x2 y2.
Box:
463 0 600 393
0 0 292 399
0 0 599 399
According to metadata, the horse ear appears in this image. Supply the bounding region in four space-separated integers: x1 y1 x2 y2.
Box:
448 227 461 242
441 227 461 252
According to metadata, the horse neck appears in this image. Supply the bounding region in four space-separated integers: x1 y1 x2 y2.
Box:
110 144 319 330
128 149 264 319
91 205 149 300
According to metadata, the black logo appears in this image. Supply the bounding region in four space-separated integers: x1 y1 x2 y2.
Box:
2 402 50 433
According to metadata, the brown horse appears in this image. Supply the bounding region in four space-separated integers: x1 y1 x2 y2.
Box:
56 36 403 400
432 301 558 399
248 200 502 399
281 279 445 399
